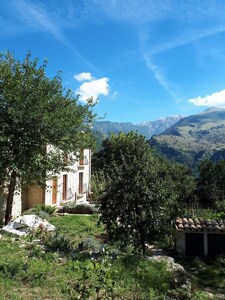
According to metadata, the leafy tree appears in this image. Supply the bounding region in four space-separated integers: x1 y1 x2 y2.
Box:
196 159 225 208
166 163 196 206
0 51 95 224
93 132 186 254
214 160 225 200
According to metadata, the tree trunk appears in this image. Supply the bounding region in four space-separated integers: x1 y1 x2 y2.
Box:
4 170 17 225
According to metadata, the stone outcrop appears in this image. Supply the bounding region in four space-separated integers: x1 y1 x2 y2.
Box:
147 255 191 294
1 214 56 236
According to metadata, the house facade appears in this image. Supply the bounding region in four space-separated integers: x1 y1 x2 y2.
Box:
10 148 91 218
45 148 91 206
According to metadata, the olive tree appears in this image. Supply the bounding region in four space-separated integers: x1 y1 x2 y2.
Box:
0 51 95 223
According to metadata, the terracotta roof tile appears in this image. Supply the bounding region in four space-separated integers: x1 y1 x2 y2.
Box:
175 218 225 232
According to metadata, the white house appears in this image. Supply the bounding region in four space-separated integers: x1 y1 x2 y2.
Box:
10 148 91 218
45 148 91 206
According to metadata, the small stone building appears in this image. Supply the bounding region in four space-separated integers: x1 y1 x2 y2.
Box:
175 217 225 256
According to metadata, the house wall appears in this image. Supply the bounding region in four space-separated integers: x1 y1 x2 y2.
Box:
11 190 22 218
10 148 91 216
45 149 91 206
23 186 44 210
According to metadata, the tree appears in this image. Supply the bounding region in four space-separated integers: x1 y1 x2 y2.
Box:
93 132 186 254
166 162 196 207
0 51 95 224
214 160 225 200
196 159 225 208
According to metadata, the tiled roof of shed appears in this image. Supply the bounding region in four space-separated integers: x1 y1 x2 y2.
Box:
175 217 225 232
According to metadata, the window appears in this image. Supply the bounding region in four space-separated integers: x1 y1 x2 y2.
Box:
52 176 58 204
79 172 83 194
62 174 67 200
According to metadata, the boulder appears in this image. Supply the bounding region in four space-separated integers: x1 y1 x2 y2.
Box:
147 255 191 294
1 214 56 236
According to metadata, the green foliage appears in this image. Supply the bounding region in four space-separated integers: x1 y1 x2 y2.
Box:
215 199 225 214
166 288 192 300
184 207 225 220
65 256 117 299
93 132 190 254
176 255 225 299
42 232 74 254
192 291 213 300
58 202 98 214
0 215 217 299
114 255 170 294
196 159 225 208
0 51 96 222
91 170 108 203
50 215 104 245
22 204 56 219
33 204 56 215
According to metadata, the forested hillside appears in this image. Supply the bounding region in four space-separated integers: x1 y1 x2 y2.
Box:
149 107 225 170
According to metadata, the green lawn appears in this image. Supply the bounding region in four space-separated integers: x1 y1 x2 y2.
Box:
0 215 214 299
50 214 105 245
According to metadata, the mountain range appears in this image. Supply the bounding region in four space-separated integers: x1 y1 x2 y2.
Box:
93 115 183 139
149 107 225 170
93 107 225 170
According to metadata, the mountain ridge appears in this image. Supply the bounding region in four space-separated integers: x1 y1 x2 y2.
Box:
149 107 225 170
93 115 183 139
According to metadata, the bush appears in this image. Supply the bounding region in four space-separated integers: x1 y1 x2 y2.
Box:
27 228 74 254
58 202 98 215
34 204 57 215
22 209 49 219
22 204 57 219
43 232 73 253
215 200 225 217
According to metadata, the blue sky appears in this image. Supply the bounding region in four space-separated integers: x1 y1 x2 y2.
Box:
1 0 225 123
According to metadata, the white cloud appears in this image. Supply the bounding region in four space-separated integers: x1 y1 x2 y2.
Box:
189 89 225 107
11 0 70 46
142 54 184 103
74 72 93 82
77 77 109 103
111 91 118 99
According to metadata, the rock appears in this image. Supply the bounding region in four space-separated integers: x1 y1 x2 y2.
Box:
1 214 56 236
72 237 106 260
147 255 191 293
205 292 215 299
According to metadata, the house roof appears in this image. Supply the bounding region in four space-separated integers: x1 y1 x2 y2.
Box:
175 217 225 232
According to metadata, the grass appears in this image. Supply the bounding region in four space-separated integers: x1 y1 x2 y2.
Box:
0 214 218 299
50 214 104 245
0 215 171 299
0 215 106 299
175 255 225 298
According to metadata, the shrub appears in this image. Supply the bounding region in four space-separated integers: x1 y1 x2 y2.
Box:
43 232 73 253
33 204 57 215
58 202 98 215
22 209 50 219
22 204 56 219
215 200 225 217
